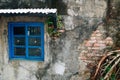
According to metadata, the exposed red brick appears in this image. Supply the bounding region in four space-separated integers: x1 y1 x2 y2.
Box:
90 37 96 40
85 41 92 47
91 33 96 37
87 47 92 50
93 43 100 47
97 40 105 44
105 41 113 46
99 43 106 47
94 30 100 34
95 36 102 40
92 50 98 54
79 29 111 66
92 47 100 50
89 40 96 44
80 50 88 54
96 33 102 37
105 37 113 46
79 56 88 60
105 37 113 41
86 53 95 57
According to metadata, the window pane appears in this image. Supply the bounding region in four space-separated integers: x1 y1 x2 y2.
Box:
14 27 25 35
14 37 25 46
29 37 41 46
29 48 41 56
14 47 25 56
28 27 41 35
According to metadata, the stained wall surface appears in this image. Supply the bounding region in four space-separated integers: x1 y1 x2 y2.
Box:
0 0 112 80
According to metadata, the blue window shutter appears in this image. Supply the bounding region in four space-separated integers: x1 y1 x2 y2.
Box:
8 22 44 61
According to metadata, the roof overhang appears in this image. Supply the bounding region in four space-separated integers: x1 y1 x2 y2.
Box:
0 9 57 16
0 9 57 14
0 9 57 27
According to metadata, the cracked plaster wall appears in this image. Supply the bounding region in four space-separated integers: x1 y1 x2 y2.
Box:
0 0 108 80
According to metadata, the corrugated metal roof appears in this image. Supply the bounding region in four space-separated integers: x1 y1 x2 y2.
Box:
0 9 57 14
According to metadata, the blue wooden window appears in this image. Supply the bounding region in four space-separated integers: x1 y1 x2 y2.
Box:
8 22 44 61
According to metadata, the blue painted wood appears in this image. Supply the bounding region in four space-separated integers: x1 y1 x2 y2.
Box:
14 46 25 48
8 22 44 61
25 24 28 59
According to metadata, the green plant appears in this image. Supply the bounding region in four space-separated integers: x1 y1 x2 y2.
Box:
46 17 54 27
48 22 53 26
110 73 116 80
46 15 65 39
52 31 61 37
92 50 120 80
57 15 64 29
105 65 112 74
100 77 104 80
47 27 54 36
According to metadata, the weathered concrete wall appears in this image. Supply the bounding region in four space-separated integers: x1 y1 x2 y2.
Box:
0 16 47 80
0 0 47 8
0 0 112 80
0 0 67 15
63 0 108 80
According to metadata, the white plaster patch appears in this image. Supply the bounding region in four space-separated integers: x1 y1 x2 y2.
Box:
53 61 65 75
64 16 75 30
17 67 30 80
2 65 15 80
67 9 75 16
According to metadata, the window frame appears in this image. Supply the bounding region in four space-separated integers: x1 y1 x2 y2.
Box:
8 22 44 61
